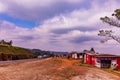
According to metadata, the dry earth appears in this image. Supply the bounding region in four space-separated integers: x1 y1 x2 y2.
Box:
0 58 119 80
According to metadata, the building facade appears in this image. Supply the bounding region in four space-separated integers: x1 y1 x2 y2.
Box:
69 52 84 59
84 53 120 69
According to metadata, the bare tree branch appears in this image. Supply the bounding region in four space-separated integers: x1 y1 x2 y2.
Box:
98 9 120 43
100 17 120 27
98 30 120 43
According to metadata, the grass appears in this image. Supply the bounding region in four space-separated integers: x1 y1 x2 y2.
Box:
0 44 33 55
102 68 120 76
75 61 120 77
56 67 78 79
53 58 63 64
74 62 94 68
49 58 63 66
46 58 79 79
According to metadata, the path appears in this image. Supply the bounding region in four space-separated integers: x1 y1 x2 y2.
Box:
0 58 119 80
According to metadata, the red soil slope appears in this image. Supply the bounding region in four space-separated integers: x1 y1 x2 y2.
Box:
0 58 119 80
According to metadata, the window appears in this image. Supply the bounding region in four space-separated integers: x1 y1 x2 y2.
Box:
97 60 100 63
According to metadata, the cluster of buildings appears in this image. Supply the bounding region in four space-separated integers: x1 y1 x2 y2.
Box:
33 47 120 70
83 48 120 70
54 48 120 70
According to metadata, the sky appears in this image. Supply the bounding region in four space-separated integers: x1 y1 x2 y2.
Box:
0 0 120 55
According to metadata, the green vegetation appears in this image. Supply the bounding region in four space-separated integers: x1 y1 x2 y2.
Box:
55 67 78 79
0 44 35 60
0 44 32 54
76 61 120 77
52 58 63 64
74 62 94 67
102 68 120 77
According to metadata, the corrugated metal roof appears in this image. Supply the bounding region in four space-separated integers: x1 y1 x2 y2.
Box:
86 53 120 57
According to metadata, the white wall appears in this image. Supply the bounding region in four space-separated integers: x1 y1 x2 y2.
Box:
95 58 101 68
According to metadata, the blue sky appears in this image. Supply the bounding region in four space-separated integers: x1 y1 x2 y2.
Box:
0 0 120 54
0 13 38 28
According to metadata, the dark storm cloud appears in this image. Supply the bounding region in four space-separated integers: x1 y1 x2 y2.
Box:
51 27 97 34
70 36 99 43
0 0 90 22
18 36 35 41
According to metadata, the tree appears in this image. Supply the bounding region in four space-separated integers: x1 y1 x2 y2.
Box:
98 9 120 43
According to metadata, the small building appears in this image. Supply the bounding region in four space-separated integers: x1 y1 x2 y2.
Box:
69 52 84 59
70 52 78 59
84 52 120 69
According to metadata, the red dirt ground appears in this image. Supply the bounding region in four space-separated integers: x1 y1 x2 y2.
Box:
0 58 119 80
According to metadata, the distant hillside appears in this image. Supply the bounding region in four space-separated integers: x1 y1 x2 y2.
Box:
31 49 68 57
0 44 32 54
0 44 35 60
31 49 50 55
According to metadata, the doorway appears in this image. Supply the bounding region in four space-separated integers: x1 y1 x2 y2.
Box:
101 60 111 68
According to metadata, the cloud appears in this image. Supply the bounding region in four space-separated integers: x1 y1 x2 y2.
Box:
0 0 119 22
0 0 84 22
0 2 5 12
70 35 99 43
0 0 120 54
0 21 30 40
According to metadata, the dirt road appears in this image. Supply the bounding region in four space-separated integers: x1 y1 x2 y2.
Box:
0 58 119 80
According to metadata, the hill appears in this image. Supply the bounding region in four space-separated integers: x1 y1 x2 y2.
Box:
0 44 35 60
